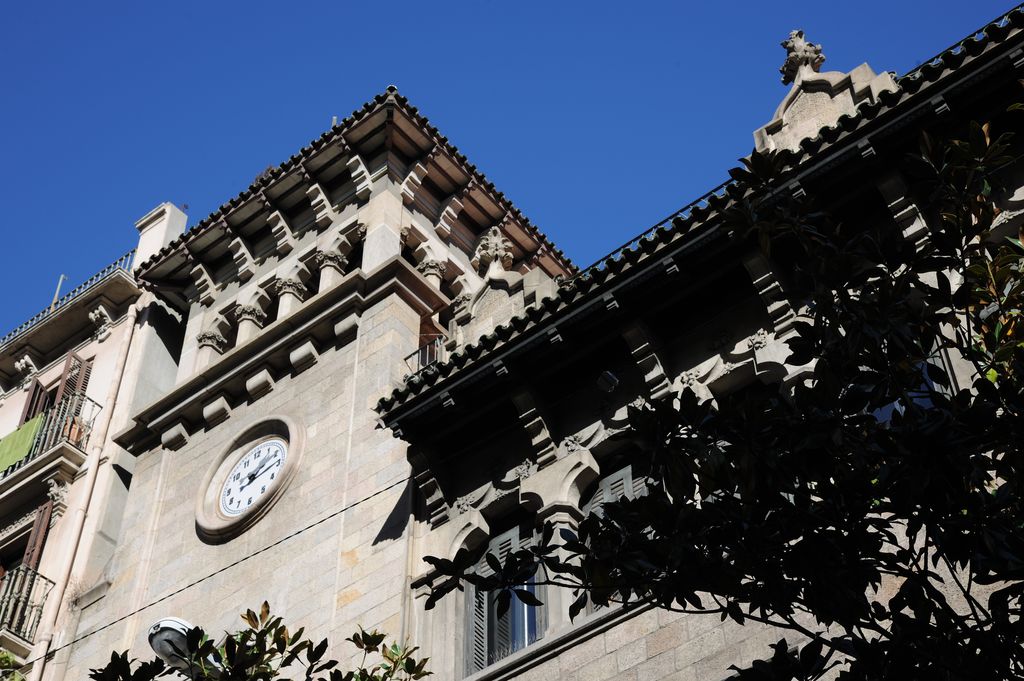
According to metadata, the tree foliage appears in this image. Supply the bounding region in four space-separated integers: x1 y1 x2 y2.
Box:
89 603 430 681
425 105 1024 680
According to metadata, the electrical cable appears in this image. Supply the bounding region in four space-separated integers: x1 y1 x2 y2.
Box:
16 474 411 673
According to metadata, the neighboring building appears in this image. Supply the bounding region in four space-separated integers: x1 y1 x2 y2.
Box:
0 202 185 676
5 6 1019 681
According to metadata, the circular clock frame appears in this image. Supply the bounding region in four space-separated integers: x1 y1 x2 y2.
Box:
195 416 304 544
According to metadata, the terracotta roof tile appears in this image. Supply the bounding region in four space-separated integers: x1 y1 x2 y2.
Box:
376 5 1024 417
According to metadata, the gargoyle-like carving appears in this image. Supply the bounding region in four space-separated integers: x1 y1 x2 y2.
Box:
89 305 113 342
473 227 514 272
780 30 825 85
13 354 38 378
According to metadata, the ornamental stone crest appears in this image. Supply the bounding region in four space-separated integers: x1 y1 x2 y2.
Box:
473 227 514 272
780 30 825 85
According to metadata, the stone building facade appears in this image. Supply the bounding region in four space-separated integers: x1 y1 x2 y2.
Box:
0 7 1020 681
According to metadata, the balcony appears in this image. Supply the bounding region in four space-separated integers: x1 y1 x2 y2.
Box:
404 336 446 375
0 566 54 658
0 394 101 515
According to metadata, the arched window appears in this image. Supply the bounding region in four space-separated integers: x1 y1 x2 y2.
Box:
465 524 545 673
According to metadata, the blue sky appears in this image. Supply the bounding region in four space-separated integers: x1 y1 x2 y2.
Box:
0 1 1015 335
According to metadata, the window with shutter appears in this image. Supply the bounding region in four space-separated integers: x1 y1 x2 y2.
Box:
581 464 645 518
465 525 543 674
54 353 92 407
19 379 52 426
21 500 53 571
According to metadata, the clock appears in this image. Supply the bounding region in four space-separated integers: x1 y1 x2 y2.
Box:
219 438 287 517
195 417 303 544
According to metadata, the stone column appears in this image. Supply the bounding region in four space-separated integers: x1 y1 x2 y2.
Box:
536 503 584 636
233 305 267 344
416 259 447 290
315 250 349 291
276 278 307 317
195 330 227 369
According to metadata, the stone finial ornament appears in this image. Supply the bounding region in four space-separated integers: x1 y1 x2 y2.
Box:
780 30 825 85
473 227 514 272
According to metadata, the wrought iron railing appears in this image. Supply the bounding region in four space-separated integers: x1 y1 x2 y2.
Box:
0 393 101 482
404 337 446 374
0 249 135 350
0 565 53 643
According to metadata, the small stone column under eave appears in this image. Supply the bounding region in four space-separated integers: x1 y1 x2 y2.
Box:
753 30 898 154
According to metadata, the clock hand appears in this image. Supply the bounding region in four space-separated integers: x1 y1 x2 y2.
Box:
241 455 279 490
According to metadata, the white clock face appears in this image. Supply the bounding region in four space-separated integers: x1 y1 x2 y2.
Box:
219 438 288 517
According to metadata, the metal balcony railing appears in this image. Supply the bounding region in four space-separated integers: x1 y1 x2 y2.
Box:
0 566 53 643
404 337 446 374
0 393 101 483
0 249 135 351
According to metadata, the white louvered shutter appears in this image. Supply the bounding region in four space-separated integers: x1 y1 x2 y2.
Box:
467 526 520 673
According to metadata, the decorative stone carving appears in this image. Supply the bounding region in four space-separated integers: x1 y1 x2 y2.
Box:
47 479 70 519
416 259 447 279
307 183 342 229
196 330 227 352
473 227 514 272
754 31 898 153
232 304 266 326
452 292 472 311
780 30 825 85
313 250 348 273
89 304 114 342
511 460 538 481
747 328 771 351
13 353 38 378
275 278 307 300
561 435 584 453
